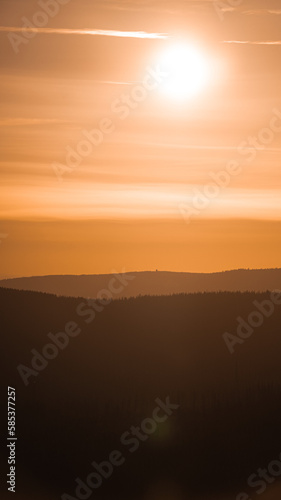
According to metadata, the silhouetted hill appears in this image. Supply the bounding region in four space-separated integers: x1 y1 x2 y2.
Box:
1 267 281 299
1 287 281 499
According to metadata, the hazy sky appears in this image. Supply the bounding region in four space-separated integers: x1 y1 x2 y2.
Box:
0 0 281 277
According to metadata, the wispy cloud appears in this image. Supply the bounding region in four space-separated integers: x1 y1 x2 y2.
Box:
223 40 281 45
242 9 281 15
214 4 281 16
0 26 170 39
102 1 281 15
0 118 67 127
100 0 213 14
100 81 135 85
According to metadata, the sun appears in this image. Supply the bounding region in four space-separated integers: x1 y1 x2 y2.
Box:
158 43 209 100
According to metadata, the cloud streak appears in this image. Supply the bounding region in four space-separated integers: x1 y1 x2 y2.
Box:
0 26 170 39
103 1 281 15
0 118 67 127
223 40 281 45
242 9 281 15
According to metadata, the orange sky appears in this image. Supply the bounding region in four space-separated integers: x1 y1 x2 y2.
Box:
0 0 281 277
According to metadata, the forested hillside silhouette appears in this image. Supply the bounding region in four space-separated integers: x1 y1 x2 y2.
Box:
1 267 281 299
1 287 281 499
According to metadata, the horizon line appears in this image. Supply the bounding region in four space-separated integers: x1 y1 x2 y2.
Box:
0 267 280 281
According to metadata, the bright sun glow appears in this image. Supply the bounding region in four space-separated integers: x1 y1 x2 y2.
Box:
158 44 209 100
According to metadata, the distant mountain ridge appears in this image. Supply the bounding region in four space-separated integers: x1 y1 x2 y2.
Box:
0 268 281 299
